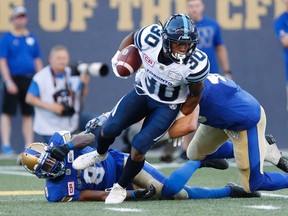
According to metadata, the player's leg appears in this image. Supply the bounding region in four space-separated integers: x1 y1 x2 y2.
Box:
72 89 146 170
187 124 229 160
105 97 181 204
230 107 288 192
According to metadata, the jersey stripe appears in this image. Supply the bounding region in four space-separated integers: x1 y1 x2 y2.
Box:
134 26 148 51
186 61 210 83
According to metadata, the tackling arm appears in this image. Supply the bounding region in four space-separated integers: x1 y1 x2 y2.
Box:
168 105 199 138
181 82 203 115
47 133 95 161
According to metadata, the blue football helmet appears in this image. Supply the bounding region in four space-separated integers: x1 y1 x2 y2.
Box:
162 13 198 64
21 142 65 179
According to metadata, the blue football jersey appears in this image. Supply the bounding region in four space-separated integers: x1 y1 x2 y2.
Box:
44 132 129 202
199 74 261 130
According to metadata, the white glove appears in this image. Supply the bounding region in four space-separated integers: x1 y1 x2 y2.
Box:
135 68 145 83
172 137 184 147
111 50 127 79
85 112 110 133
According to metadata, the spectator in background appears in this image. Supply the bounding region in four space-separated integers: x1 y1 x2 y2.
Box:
274 0 288 111
187 0 232 78
0 6 43 154
25 45 90 143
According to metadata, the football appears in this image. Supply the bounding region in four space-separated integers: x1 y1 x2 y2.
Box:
116 44 142 77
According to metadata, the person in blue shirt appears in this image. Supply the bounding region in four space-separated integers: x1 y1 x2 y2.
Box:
20 131 260 202
168 73 288 193
274 0 288 111
187 0 232 78
0 6 43 154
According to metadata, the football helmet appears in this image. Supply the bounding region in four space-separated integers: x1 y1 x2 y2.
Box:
162 13 198 64
21 142 65 179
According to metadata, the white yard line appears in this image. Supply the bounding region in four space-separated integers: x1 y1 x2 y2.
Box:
105 208 142 212
244 205 280 210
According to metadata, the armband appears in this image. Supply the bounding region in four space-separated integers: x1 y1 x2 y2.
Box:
4 79 13 86
66 141 75 150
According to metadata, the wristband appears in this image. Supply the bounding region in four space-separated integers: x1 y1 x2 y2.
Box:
4 79 13 86
130 190 135 200
66 141 75 150
224 70 232 75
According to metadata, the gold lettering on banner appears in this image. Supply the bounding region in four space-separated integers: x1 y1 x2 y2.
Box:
174 0 187 14
140 0 171 27
0 0 23 31
245 0 272 28
39 0 68 31
110 0 141 31
217 0 243 29
70 0 96 31
274 0 285 18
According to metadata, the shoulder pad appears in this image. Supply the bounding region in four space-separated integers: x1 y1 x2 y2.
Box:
134 24 162 51
186 49 210 83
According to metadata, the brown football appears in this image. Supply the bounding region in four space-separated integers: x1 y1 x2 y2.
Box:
116 45 142 77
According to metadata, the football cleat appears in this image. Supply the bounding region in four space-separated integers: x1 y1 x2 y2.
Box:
72 150 107 170
264 134 288 173
227 182 261 198
105 183 127 204
200 159 229 170
276 157 288 173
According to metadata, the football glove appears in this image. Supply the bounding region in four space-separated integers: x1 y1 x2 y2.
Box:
46 144 71 161
111 50 127 79
132 185 156 200
85 112 110 133
172 137 184 147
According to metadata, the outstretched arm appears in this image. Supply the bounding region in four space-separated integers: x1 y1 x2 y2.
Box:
77 186 155 202
168 105 199 138
47 133 95 161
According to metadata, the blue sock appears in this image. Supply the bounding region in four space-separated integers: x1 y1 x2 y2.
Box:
205 141 234 159
184 186 231 199
162 160 201 197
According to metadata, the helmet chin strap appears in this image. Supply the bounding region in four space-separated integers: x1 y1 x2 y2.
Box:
172 52 186 65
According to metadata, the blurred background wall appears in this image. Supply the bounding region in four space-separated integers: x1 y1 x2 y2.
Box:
0 0 287 151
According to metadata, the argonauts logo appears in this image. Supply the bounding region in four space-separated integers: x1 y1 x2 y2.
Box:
169 104 177 110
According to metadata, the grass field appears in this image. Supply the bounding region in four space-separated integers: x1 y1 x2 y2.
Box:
1 156 288 216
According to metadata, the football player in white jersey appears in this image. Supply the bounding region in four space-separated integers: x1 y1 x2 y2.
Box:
72 13 210 204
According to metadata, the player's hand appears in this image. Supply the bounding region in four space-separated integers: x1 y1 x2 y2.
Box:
172 137 184 147
85 112 110 133
46 144 71 161
111 50 123 78
133 185 156 200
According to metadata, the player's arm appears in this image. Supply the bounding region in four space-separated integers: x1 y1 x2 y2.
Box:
78 186 155 201
47 133 95 161
169 105 199 138
181 82 203 115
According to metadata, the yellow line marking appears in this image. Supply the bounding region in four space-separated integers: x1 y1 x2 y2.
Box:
0 190 44 196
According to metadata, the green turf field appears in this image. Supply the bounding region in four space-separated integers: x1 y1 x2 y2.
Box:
1 157 288 216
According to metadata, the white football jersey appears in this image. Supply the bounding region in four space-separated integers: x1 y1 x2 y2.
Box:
134 24 209 104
